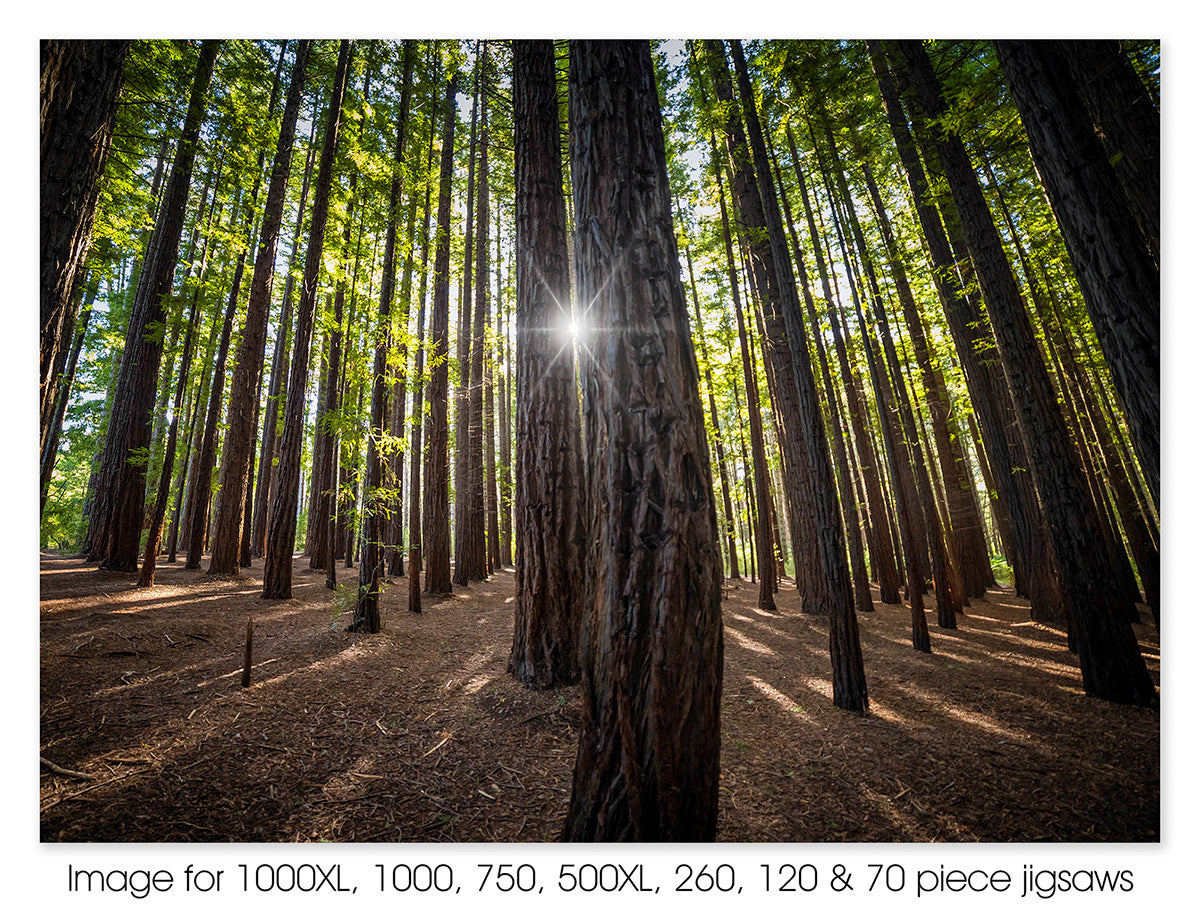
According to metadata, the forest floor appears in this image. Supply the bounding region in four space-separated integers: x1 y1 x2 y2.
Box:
39 552 1159 842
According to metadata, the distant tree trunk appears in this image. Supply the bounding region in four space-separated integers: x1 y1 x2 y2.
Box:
507 39 585 690
41 280 96 512
421 67 459 598
354 44 414 634
685 247 740 579
562 39 723 842
40 39 129 451
185 207 251 570
252 109 318 558
711 149 774 606
407 73 439 614
899 39 1155 706
263 40 352 600
453 61 481 588
496 205 514 569
996 40 1159 510
209 40 310 575
89 41 218 573
464 48 492 582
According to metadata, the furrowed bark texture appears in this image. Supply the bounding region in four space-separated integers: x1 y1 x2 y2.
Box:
996 40 1159 509
508 40 585 690
40 39 129 446
562 39 723 841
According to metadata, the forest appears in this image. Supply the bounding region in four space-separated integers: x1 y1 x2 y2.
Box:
39 37 1159 843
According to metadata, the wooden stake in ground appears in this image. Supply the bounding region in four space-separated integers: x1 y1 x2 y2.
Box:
242 617 254 688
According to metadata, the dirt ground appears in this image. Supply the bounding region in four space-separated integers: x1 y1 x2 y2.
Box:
39 552 1159 842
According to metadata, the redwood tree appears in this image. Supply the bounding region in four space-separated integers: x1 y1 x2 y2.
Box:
562 39 723 842
262 40 351 600
508 39 585 690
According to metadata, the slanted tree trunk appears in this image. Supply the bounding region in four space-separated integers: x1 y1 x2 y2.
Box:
40 39 129 450
996 40 1159 510
898 39 1155 706
89 41 219 573
263 40 352 600
871 41 1058 620
208 40 310 574
685 247 740 579
507 39 585 690
711 147 774 606
562 39 723 842
725 40 868 711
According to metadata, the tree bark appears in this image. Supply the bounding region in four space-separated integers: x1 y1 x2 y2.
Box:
562 40 723 841
996 40 1159 510
508 40 585 690
40 39 129 450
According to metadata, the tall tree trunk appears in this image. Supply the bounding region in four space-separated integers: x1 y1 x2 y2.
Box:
723 40 868 711
252 109 319 558
996 40 1159 510
789 129 901 604
464 46 492 582
262 40 352 600
508 41 586 689
408 68 439 613
898 40 1155 706
209 41 310 574
354 43 415 633
686 247 740 579
453 60 481 587
774 144 873 611
40 39 129 450
711 143 774 607
421 66 460 598
871 41 1058 619
562 39 723 841
89 41 219 573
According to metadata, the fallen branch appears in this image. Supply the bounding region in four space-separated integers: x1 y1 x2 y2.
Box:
40 756 93 781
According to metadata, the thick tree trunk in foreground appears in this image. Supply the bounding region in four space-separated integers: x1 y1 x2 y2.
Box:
263 40 351 600
508 40 585 690
996 40 1159 510
562 40 723 842
899 40 1155 707
40 39 129 449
